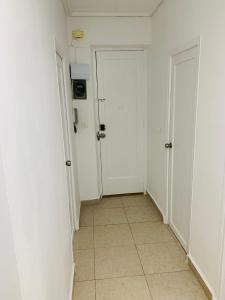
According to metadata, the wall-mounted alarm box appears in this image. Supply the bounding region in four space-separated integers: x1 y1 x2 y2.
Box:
70 63 89 100
70 64 90 80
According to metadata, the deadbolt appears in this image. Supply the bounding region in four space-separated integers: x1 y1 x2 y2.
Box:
99 124 106 131
66 160 72 166
165 143 173 149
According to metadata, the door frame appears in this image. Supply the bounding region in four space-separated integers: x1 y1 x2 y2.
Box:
166 38 201 252
220 219 225 299
92 46 149 198
217 163 225 299
54 38 79 231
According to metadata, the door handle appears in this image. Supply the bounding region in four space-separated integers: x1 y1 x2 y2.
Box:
97 132 106 141
66 160 72 166
165 143 172 149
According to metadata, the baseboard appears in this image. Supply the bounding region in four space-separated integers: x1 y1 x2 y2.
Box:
146 189 167 223
68 262 75 300
187 255 214 300
81 198 101 206
75 217 80 231
170 221 188 251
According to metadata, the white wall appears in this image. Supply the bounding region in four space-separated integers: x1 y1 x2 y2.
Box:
0 0 76 299
0 154 22 300
68 17 152 200
148 0 225 298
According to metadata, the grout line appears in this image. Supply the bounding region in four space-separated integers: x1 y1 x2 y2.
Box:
123 205 154 300
94 220 162 227
80 218 163 228
75 269 194 283
93 224 97 300
93 240 176 250
95 275 147 282
75 239 178 251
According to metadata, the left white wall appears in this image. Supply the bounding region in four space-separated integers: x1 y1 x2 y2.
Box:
0 153 22 300
0 1 75 299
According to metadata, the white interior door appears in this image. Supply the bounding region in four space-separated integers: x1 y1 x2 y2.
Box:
96 51 145 196
56 53 75 232
169 46 198 251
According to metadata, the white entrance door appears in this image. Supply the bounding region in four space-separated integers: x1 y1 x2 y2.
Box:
56 53 75 232
169 46 199 251
96 51 145 196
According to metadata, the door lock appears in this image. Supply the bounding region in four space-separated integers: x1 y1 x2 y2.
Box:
99 124 106 131
97 132 106 141
165 143 173 149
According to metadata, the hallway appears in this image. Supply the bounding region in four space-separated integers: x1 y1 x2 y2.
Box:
2 1 225 299
73 195 208 300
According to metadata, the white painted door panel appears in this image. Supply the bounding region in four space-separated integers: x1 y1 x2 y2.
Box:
96 51 145 195
169 47 198 251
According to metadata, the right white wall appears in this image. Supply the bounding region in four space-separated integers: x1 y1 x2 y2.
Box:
148 0 225 298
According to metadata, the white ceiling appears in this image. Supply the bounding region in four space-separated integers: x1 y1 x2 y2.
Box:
68 0 163 17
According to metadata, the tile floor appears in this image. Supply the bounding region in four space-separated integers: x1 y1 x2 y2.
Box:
73 194 208 300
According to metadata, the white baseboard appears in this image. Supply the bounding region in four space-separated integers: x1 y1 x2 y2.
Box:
68 263 75 300
75 217 80 231
146 188 167 224
188 254 216 300
81 193 101 202
170 221 188 251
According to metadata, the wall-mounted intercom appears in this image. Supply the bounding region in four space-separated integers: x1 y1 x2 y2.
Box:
72 80 87 99
73 108 78 134
70 64 90 100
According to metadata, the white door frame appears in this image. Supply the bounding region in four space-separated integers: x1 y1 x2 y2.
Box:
217 163 225 299
166 38 201 252
54 38 79 231
92 46 148 197
220 232 225 300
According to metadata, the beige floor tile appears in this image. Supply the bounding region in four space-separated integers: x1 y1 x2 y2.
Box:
75 249 95 281
94 208 127 225
80 207 94 227
137 242 189 274
73 281 95 300
95 197 123 209
96 276 152 300
94 224 134 248
95 245 143 279
130 222 174 245
74 227 94 250
146 271 208 300
122 195 153 207
125 206 161 223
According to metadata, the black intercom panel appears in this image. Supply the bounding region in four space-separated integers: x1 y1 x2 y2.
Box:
72 79 87 100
